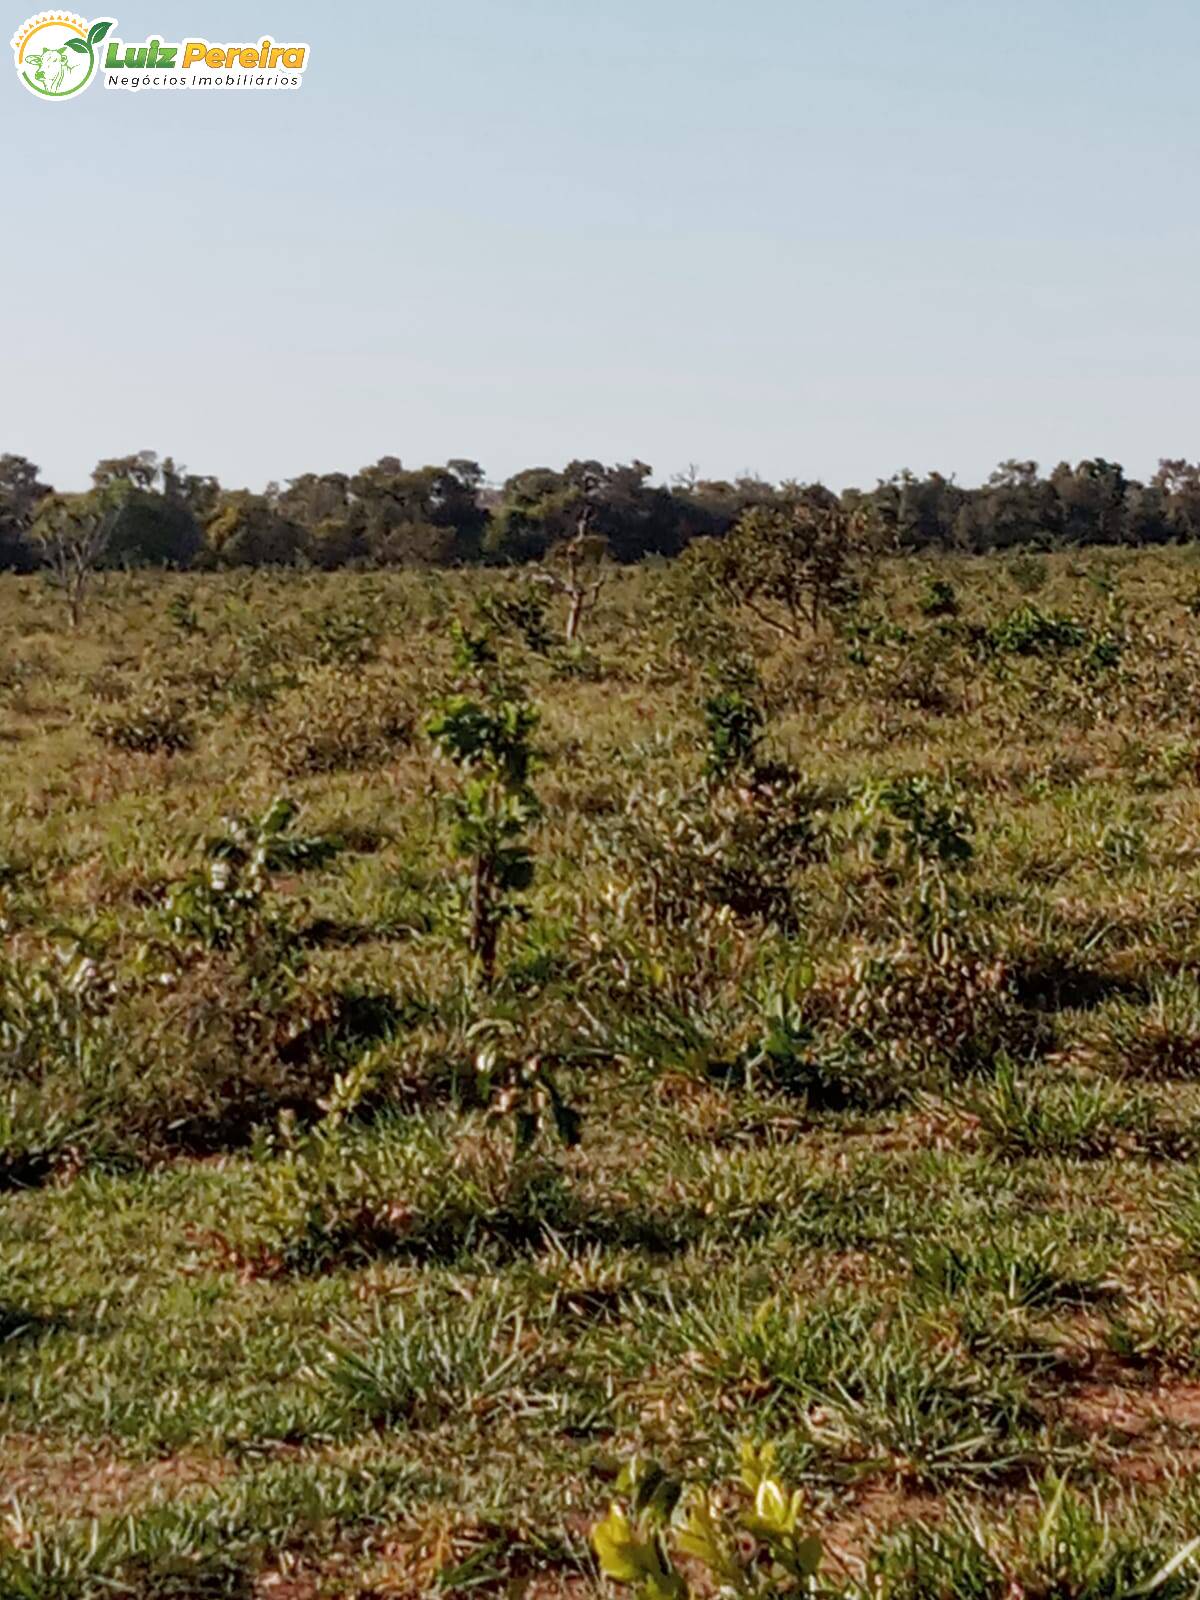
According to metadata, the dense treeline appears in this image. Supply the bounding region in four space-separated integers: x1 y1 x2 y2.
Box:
4 449 1200 572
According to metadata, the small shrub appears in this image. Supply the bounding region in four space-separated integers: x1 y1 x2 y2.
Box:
305 600 382 667
262 669 413 776
863 775 974 868
649 550 743 666
163 796 327 951
478 585 555 655
711 487 881 639
919 575 959 617
597 777 824 937
1007 552 1049 594
742 988 886 1108
548 641 608 681
0 956 119 1187
91 682 195 754
745 946 1046 1106
701 658 764 783
988 604 1088 657
593 1443 821 1600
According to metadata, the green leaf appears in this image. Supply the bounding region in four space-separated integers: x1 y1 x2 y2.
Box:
631 1463 682 1522
592 1507 644 1583
65 37 89 52
260 796 298 837
791 1533 823 1578
644 1575 686 1600
674 1497 736 1579
87 19 112 44
752 1475 791 1532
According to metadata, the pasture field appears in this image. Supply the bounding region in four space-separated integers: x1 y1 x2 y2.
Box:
8 549 1200 1596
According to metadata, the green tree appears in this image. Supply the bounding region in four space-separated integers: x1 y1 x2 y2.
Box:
489 460 688 565
275 472 351 543
485 467 578 563
28 487 121 627
0 454 51 571
90 450 205 567
712 484 882 639
1155 460 1200 542
342 457 487 565
953 460 1060 552
1050 458 1129 547
201 492 307 567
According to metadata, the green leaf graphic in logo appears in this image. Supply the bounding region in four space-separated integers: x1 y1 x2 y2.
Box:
65 38 88 52
87 19 112 45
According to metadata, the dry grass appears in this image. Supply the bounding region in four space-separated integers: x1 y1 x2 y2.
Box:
5 552 1200 1594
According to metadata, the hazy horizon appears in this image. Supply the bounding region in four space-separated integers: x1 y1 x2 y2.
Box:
6 0 1198 494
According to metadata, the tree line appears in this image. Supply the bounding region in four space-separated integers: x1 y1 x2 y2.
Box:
4 450 1200 575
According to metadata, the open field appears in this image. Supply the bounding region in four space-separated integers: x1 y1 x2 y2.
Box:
8 548 1200 1595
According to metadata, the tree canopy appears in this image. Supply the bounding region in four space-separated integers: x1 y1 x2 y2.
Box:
3 449 1200 575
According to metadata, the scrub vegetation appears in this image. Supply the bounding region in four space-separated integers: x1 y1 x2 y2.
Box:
7 536 1200 1596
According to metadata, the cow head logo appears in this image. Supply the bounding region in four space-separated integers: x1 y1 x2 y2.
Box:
11 12 113 97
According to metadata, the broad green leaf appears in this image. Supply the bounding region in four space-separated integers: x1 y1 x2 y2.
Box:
87 19 112 43
592 1506 646 1583
65 37 89 52
791 1533 823 1578
674 1497 738 1584
643 1576 686 1600
754 1476 790 1530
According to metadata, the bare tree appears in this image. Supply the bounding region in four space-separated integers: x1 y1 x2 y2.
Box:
532 497 608 645
29 490 119 628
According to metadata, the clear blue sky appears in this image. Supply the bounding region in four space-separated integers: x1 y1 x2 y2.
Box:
4 0 1198 493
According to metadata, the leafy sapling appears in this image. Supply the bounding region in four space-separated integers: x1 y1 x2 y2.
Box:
164 796 338 950
477 1042 583 1158
702 658 765 783
426 628 542 987
869 775 975 869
